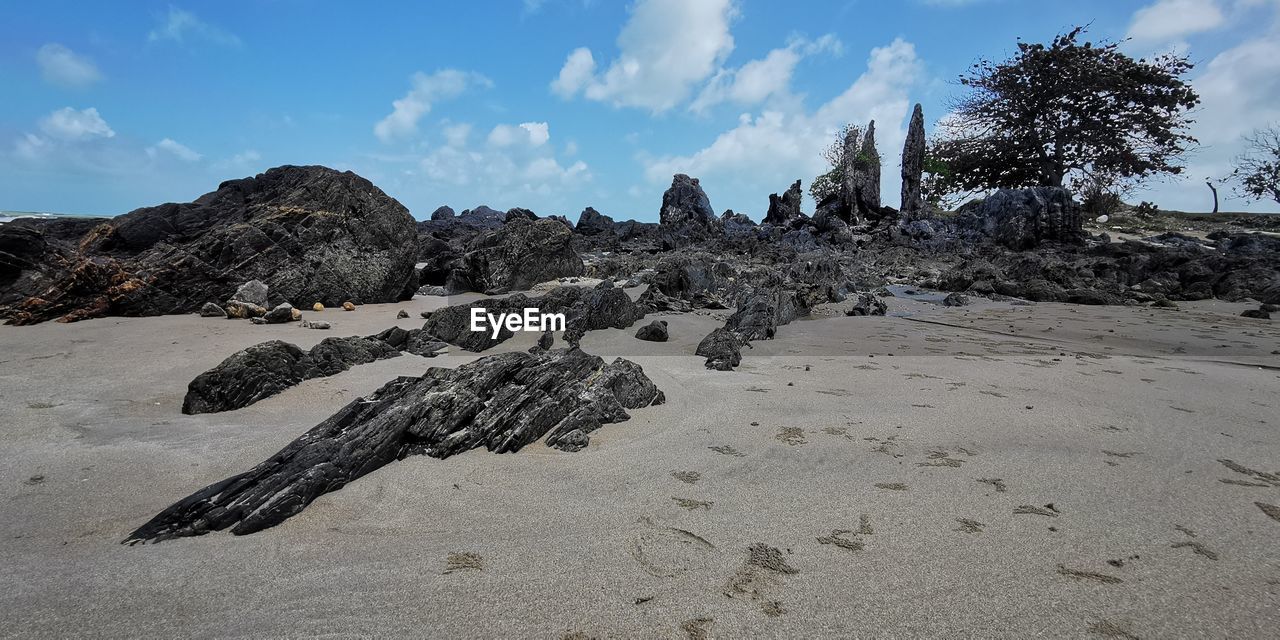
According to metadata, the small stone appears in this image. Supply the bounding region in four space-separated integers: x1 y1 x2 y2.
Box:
300 320 330 330
263 303 296 324
225 300 267 319
397 309 409 319
199 302 225 318
342 301 356 311
312 302 325 312
1241 308 1270 320
634 320 669 342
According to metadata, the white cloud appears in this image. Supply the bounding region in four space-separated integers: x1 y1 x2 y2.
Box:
146 138 202 162
36 44 103 89
39 107 115 141
488 122 551 147
1126 0 1225 44
691 34 842 114
148 6 241 47
551 0 737 112
374 70 491 143
442 122 472 148
645 39 922 214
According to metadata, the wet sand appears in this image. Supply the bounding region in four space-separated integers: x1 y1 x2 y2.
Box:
2 293 1278 638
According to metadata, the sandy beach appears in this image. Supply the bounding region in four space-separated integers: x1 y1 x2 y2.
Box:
2 292 1277 639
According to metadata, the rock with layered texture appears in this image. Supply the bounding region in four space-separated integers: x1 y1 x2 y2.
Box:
846 292 887 316
696 327 742 371
635 320 669 342
574 207 616 236
956 187 1085 250
129 348 665 542
764 180 805 227
842 122 882 220
455 218 585 293
900 104 926 215
659 174 716 231
0 166 419 325
724 290 807 341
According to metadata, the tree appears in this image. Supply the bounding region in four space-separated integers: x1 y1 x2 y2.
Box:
1230 125 1280 204
930 26 1200 200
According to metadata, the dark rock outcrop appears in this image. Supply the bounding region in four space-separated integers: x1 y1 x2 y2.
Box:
574 207 616 236
956 187 1085 250
696 327 742 371
454 218 584 293
724 290 806 341
199 302 225 318
846 292 887 316
660 174 716 231
842 122 882 220
764 180 804 227
129 348 664 542
900 104 926 215
0 166 419 325
430 206 456 221
635 320 669 342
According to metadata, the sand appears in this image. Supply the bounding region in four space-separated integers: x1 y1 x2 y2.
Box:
2 293 1279 638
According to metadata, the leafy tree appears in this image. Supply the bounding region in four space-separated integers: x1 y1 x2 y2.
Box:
1230 125 1280 204
930 26 1200 200
809 123 862 203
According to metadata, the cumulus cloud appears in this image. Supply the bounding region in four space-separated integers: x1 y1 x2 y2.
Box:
690 34 842 114
1126 0 1225 46
550 0 737 112
645 39 922 214
38 107 115 141
374 70 491 143
36 44 103 89
488 122 551 147
146 138 202 162
148 6 242 47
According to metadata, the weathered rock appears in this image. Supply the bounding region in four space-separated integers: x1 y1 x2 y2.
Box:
430 205 456 221
130 348 664 541
957 187 1085 250
232 280 269 307
764 180 804 227
696 327 742 371
1241 308 1271 319
942 292 969 307
312 302 324 312
842 122 881 220
900 104 926 215
342 301 356 311
181 336 402 414
224 300 267 319
846 293 887 316
300 320 330 329
505 207 538 223
724 290 806 341
262 303 297 324
199 302 225 318
397 309 409 319
635 320 669 342
0 166 419 325
574 207 615 236
457 218 584 292
660 174 716 231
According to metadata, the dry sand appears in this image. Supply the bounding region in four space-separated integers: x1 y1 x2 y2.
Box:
2 292 1279 638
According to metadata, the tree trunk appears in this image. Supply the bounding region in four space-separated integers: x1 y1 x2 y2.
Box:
1206 181 1219 214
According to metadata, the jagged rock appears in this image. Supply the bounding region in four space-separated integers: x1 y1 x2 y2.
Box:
505 207 538 223
129 348 664 542
696 327 742 371
764 180 804 226
660 174 716 231
430 206 456 221
232 280 269 307
1241 308 1271 319
537 329 555 350
724 290 806 341
0 166 419 325
397 309 409 319
635 320 669 342
900 104 926 215
262 303 298 324
457 218 584 292
574 207 616 236
199 302 225 318
957 187 1085 250
224 300 267 319
181 336 403 414
846 293 887 316
547 215 574 229
842 122 881 221
942 292 969 307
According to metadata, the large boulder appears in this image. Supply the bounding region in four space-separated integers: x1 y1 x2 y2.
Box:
696 327 742 371
957 187 1085 250
659 174 716 231
575 207 616 236
0 166 419 325
429 205 456 221
764 180 805 227
456 218 585 292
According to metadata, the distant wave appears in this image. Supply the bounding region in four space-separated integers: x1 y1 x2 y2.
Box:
0 210 111 224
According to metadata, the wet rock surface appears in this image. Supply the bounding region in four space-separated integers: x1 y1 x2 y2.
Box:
130 348 665 542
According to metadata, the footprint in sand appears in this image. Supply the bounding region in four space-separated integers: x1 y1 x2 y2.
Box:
775 427 806 446
875 482 909 491
724 543 798 617
954 518 985 533
443 552 484 574
672 471 701 484
917 451 963 468
672 497 713 511
680 618 714 640
1014 504 1060 517
1088 619 1141 639
709 445 746 457
630 517 716 578
1255 502 1280 522
1057 564 1122 584
1171 540 1219 561
977 478 1007 492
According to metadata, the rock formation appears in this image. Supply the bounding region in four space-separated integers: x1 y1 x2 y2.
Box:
574 207 616 236
454 218 585 293
659 174 716 231
842 121 882 221
635 320 669 342
900 104 926 215
0 166 419 325
128 348 665 542
764 180 804 227
956 187 1085 250
696 328 742 371
430 205 456 220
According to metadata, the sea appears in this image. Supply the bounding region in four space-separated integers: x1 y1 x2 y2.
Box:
0 210 112 224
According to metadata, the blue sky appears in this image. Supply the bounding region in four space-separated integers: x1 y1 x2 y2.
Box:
2 0 1278 219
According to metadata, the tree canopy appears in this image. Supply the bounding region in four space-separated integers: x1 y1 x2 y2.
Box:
1230 125 1280 204
929 26 1200 200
